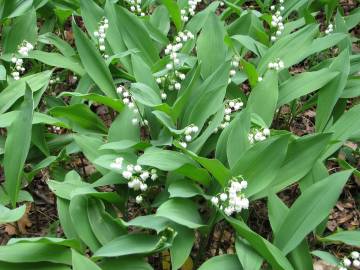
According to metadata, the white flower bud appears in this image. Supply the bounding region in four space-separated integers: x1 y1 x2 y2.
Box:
343 258 351 267
132 118 138 125
140 183 148 191
211 197 219 205
134 165 142 172
185 135 192 142
351 252 360 259
136 195 143 204
122 170 132 179
180 142 187 148
220 193 228 201
151 173 158 181
263 128 270 136
174 82 181 90
353 260 360 268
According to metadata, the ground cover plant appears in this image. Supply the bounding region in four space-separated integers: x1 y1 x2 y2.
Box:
0 0 359 269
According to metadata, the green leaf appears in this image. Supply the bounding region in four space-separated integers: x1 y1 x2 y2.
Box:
72 249 101 270
225 216 294 270
198 255 243 270
0 242 72 265
72 19 117 98
247 70 278 126
58 92 124 112
320 230 360 247
255 133 332 198
156 198 205 229
170 224 195 270
311 250 339 266
27 50 85 75
131 83 162 107
4 85 33 207
322 104 360 159
2 8 37 53
93 233 173 258
316 49 350 131
232 135 289 197
69 195 101 252
197 13 227 78
160 0 182 31
226 109 251 167
274 170 353 254
104 4 159 66
235 238 263 270
277 68 339 107
38 32 75 57
0 204 26 224
168 180 204 198
99 257 153 270
137 147 195 171
49 104 107 134
0 70 52 114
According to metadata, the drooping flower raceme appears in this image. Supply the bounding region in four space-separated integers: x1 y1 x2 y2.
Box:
325 23 334 35
268 58 285 71
155 31 194 97
127 0 146 16
11 41 34 80
214 99 243 132
211 176 249 216
180 0 202 22
270 0 285 42
180 124 199 148
93 17 109 58
338 251 360 270
110 157 159 204
228 55 240 83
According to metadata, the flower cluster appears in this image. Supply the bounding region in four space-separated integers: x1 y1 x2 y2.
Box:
180 124 199 148
156 31 194 95
93 18 109 58
49 76 61 85
211 176 249 216
248 127 270 144
228 55 240 83
268 59 285 70
10 57 25 80
270 0 285 42
325 23 334 35
214 99 243 132
180 0 201 22
338 251 360 270
18 41 34 56
128 0 146 16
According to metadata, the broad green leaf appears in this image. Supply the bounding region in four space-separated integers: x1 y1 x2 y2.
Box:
322 104 360 159
232 135 289 197
198 255 243 270
170 224 195 270
0 261 71 270
156 198 204 229
93 233 173 258
316 49 350 131
72 249 101 270
255 133 332 198
108 107 140 142
311 250 339 266
69 195 101 252
0 204 26 224
126 215 170 233
2 8 37 53
319 230 360 247
79 0 103 41
247 70 278 127
131 83 162 107
4 85 33 207
235 238 263 270
197 13 227 78
72 19 117 98
168 180 204 198
160 0 182 31
49 104 107 134
99 257 153 270
38 32 75 57
0 242 72 264
59 92 124 112
226 216 294 270
274 170 353 254
137 147 195 171
0 70 52 114
8 237 81 251
27 51 85 75
277 69 339 107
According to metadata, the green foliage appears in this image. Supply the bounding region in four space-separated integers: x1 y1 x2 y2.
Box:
0 0 359 269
